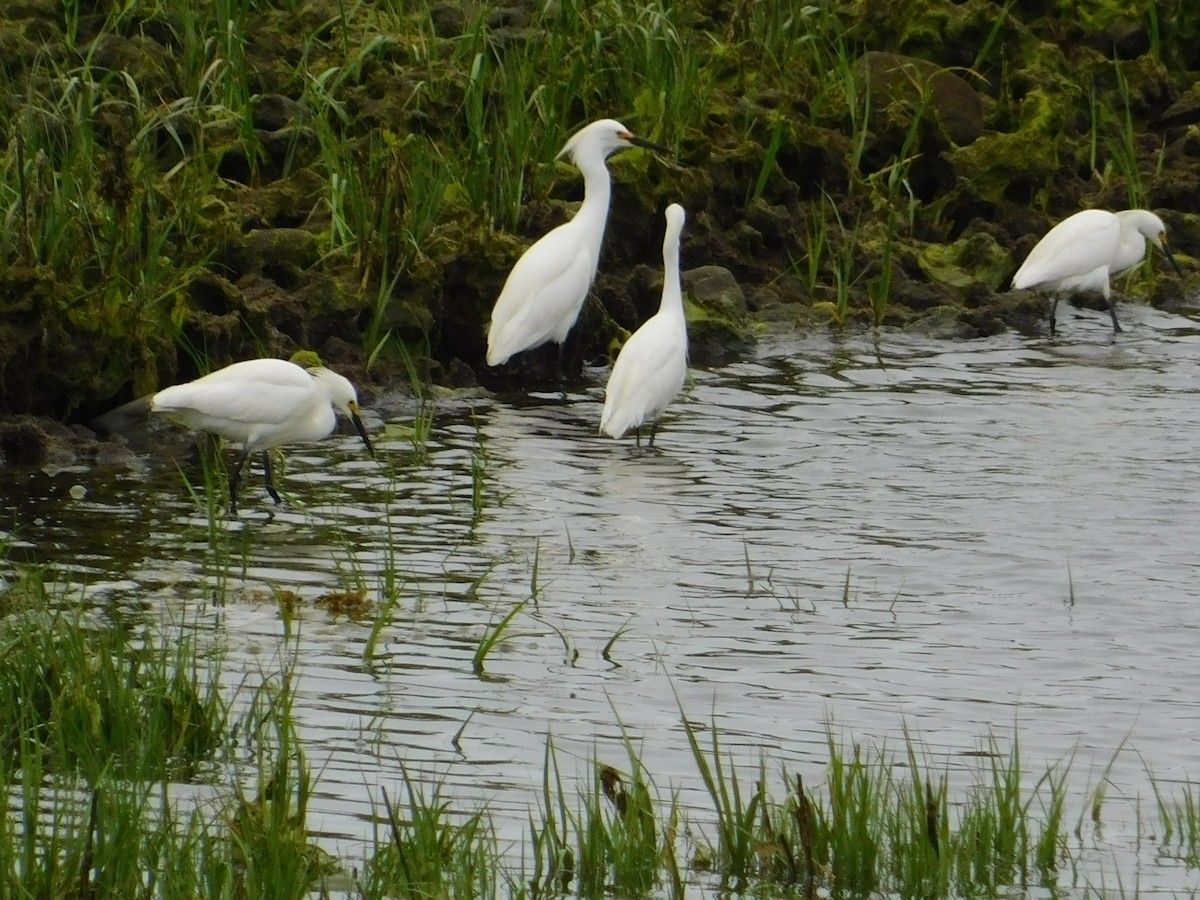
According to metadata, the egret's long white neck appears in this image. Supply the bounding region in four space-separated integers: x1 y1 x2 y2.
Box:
659 226 684 319
572 151 614 262
662 252 681 319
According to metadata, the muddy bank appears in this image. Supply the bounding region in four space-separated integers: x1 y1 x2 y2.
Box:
0 0 1198 439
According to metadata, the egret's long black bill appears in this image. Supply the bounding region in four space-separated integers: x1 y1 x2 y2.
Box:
1161 241 1183 277
628 134 670 154
351 411 375 458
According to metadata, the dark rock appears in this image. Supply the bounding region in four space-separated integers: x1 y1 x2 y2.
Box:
0 416 50 465
222 228 321 281
430 1 467 37
1103 17 1150 60
1159 82 1200 128
251 93 306 131
85 33 174 96
684 265 747 317
258 126 320 171
855 51 984 147
23 16 59 42
488 6 530 29
891 279 952 312
681 266 756 366
3 0 59 18
744 199 794 249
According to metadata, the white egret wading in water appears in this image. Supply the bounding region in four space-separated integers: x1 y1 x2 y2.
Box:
486 118 668 379
151 358 374 516
1011 208 1181 336
600 203 689 447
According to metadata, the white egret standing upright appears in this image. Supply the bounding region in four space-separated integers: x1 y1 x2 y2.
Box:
485 118 668 378
1011 208 1181 336
600 203 689 447
151 357 374 516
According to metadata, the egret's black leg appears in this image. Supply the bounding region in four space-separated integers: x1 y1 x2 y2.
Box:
1049 297 1059 337
229 448 252 518
634 426 642 448
648 422 658 447
1106 294 1123 333
262 450 282 505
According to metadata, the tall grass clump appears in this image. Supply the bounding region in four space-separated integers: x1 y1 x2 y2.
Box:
528 735 576 896
225 669 338 897
683 716 1073 898
0 560 344 897
440 0 701 231
0 582 226 783
519 733 672 898
1088 62 1147 209
682 715 770 888
1153 776 1200 868
361 772 498 899
0 24 244 404
573 740 665 897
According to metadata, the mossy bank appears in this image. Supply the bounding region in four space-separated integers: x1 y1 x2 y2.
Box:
1 0 1199 427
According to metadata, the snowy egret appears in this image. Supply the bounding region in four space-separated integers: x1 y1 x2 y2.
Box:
486 118 668 377
600 203 689 447
151 358 374 515
1011 208 1181 336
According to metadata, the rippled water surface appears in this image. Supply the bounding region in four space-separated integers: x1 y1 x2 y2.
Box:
6 308 1200 894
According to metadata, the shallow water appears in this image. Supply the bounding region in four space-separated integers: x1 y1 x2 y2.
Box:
5 304 1200 894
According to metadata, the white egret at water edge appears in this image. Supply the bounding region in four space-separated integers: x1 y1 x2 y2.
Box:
600 203 689 447
485 118 668 378
1011 208 1182 336
150 358 374 516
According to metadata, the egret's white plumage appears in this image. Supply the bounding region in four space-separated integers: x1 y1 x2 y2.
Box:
600 203 689 446
486 118 667 372
1011 208 1180 335
151 358 374 515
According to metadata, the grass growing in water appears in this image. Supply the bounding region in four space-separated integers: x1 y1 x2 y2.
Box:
681 716 1080 899
0 592 225 783
0 564 335 897
0 562 1191 897
363 773 499 898
472 600 526 676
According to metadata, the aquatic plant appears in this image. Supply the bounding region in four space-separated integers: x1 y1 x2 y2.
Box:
469 413 489 527
677 711 1080 899
472 600 525 676
1153 775 1200 869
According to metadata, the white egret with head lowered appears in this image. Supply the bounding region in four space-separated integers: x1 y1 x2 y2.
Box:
150 357 374 515
1011 208 1181 336
486 118 668 379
